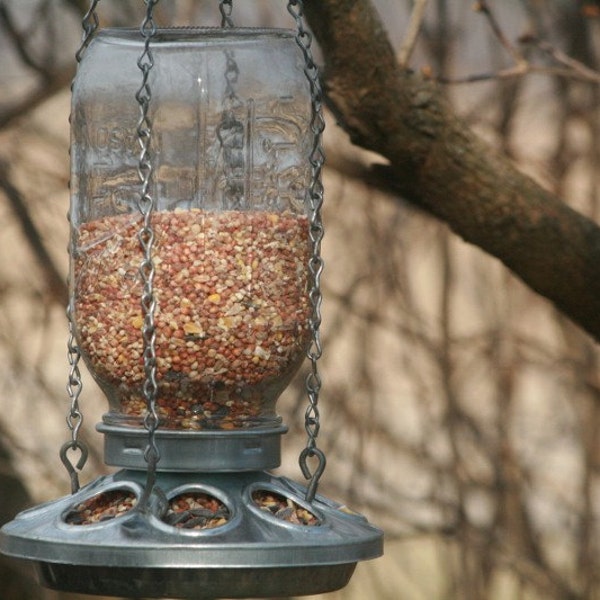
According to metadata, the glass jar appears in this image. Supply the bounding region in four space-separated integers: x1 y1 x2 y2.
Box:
70 28 313 431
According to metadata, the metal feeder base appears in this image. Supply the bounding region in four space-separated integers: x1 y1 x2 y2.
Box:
0 470 383 599
37 563 356 598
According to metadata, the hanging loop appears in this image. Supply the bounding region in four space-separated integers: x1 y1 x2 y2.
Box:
60 441 89 494
299 447 327 504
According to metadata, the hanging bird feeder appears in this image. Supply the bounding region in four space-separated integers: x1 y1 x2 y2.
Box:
0 2 383 598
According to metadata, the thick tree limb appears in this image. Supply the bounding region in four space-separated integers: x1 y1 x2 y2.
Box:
304 0 600 342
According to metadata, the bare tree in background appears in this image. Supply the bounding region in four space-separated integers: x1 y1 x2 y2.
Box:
2 1 600 599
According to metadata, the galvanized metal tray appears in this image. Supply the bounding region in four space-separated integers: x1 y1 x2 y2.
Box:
1 470 383 598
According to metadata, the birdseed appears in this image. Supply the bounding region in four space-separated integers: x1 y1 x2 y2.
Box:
252 489 320 526
64 489 137 526
73 209 311 430
163 491 230 529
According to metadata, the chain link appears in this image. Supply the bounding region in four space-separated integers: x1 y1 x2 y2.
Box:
216 48 244 209
217 0 243 210
63 308 88 493
74 0 101 63
65 311 84 443
62 0 101 493
219 0 234 27
136 0 161 511
288 0 327 503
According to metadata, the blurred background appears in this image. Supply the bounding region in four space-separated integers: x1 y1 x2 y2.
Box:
1 1 600 599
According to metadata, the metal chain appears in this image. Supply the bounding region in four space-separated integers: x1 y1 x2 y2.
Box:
216 1 243 210
62 311 88 494
136 0 161 511
216 48 244 209
219 0 234 27
223 48 240 104
74 0 101 63
65 314 84 445
62 0 101 494
288 0 327 504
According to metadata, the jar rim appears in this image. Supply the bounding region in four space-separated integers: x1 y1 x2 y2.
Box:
95 26 296 45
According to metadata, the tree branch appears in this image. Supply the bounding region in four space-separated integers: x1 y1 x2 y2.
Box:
304 0 600 342
397 0 429 68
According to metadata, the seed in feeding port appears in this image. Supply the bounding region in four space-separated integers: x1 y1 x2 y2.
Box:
65 490 137 526
163 492 230 530
252 489 320 526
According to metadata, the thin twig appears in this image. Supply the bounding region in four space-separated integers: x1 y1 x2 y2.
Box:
398 0 429 68
438 63 600 85
435 2 600 86
473 0 526 67
521 34 600 84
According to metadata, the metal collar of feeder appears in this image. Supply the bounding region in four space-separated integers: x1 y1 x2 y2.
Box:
0 470 383 599
97 422 289 471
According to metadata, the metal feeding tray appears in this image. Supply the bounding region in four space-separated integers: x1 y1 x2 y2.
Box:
0 470 383 599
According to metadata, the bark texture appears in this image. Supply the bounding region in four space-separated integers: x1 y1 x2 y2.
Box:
304 0 600 342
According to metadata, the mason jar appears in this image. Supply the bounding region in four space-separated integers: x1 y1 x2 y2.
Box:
70 28 313 432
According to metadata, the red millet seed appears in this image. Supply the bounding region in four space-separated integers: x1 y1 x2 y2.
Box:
252 490 320 526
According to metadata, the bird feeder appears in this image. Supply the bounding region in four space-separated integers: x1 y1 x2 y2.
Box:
0 2 383 598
